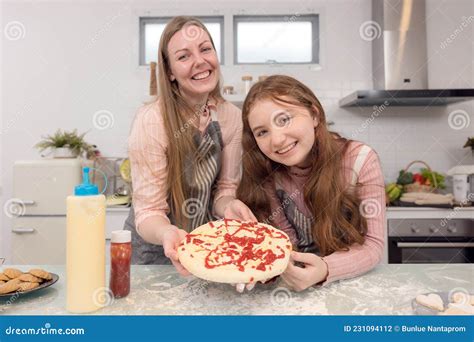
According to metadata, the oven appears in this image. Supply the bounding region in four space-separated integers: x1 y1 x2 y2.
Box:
388 219 474 264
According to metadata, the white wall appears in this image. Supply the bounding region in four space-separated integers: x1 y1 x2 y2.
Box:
1 0 473 261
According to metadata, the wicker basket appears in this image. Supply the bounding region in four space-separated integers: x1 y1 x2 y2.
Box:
401 160 438 193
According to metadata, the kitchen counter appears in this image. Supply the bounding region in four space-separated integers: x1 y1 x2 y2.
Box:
386 207 474 220
1 264 472 315
107 206 474 220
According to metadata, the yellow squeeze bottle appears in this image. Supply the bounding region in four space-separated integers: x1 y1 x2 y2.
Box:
66 167 106 313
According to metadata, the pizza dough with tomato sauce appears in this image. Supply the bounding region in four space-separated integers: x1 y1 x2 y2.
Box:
177 219 292 283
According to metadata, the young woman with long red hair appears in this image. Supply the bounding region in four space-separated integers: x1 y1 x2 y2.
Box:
225 75 386 291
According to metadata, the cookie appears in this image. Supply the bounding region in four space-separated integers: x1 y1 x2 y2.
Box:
18 274 41 283
28 269 52 281
0 273 9 281
3 268 23 279
0 278 21 294
18 282 40 292
416 293 444 311
0 280 5 285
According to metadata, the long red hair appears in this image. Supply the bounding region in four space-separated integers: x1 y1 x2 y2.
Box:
237 75 368 256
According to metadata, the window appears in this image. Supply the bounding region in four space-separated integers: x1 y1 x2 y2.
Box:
234 15 319 64
139 16 224 65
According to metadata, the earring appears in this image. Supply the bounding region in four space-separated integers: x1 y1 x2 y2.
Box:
170 75 175 81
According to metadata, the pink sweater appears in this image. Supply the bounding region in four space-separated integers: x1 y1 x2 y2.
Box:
267 141 386 285
128 98 243 229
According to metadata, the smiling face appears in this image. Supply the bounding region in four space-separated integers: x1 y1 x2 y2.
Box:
248 98 319 167
167 25 219 102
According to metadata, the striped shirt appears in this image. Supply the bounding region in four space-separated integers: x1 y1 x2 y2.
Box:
128 97 243 229
267 141 386 285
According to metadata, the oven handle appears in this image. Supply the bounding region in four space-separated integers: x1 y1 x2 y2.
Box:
397 242 474 248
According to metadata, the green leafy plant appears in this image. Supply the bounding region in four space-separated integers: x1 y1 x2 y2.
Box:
396 170 413 185
35 129 95 157
420 168 446 189
463 137 474 151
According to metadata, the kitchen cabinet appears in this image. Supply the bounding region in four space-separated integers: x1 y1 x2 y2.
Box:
11 216 66 265
10 208 129 265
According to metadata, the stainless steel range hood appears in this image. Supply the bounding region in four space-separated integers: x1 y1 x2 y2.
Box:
339 0 474 107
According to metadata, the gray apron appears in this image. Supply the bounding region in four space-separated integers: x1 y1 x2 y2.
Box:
124 108 224 265
275 186 318 254
275 145 373 255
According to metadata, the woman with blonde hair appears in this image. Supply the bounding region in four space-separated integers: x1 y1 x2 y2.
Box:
124 16 246 273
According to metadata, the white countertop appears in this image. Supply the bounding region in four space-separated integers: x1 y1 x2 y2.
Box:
2 264 472 315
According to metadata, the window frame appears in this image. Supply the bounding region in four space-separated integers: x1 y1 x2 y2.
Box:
139 16 225 66
233 14 319 65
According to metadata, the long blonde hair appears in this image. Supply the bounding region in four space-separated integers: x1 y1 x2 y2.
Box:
238 75 368 256
157 16 223 230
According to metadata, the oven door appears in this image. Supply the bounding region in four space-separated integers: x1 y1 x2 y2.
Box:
388 236 474 264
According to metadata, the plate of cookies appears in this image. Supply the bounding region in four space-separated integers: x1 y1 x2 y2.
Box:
412 291 474 315
0 268 58 297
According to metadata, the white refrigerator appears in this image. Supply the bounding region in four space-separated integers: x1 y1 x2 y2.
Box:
11 159 82 264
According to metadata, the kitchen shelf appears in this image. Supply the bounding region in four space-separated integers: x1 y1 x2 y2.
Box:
223 94 245 106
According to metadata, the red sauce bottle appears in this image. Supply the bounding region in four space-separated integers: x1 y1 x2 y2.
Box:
110 230 132 298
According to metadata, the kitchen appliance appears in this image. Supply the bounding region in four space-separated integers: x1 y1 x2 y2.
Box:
339 0 474 107
388 219 474 264
470 174 474 201
453 174 469 203
447 165 474 203
11 159 82 264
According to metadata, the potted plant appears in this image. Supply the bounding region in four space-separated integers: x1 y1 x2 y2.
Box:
35 129 95 158
463 137 474 156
